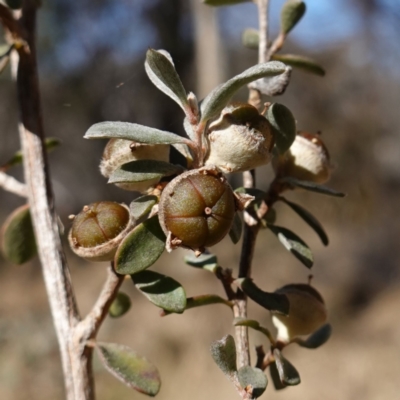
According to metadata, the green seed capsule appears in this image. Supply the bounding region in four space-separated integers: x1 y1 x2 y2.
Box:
158 169 236 254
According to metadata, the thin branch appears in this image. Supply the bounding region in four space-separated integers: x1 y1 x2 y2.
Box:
0 171 27 197
257 0 270 63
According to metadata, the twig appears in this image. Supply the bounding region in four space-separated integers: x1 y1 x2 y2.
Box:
0 171 27 197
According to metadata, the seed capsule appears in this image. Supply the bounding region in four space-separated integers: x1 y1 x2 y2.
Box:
100 138 170 192
271 283 327 343
273 132 331 183
158 168 236 254
205 103 274 173
69 201 134 262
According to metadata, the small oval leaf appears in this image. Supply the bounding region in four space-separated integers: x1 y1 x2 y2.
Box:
109 292 131 318
280 198 329 245
242 28 259 49
96 342 161 396
84 121 190 145
248 66 292 97
269 361 287 390
267 224 314 268
235 278 289 315
229 212 242 244
273 349 301 386
272 54 325 76
280 177 346 197
115 216 166 275
145 49 189 112
266 103 296 154
132 270 186 313
210 335 237 376
129 195 158 221
233 318 274 342
109 160 183 184
1 205 37 265
200 61 289 123
238 366 268 398
184 252 218 269
294 323 332 349
280 0 306 35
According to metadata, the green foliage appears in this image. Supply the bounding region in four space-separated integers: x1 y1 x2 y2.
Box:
238 366 268 398
96 342 161 396
280 176 346 197
210 335 237 376
273 349 301 386
132 270 186 313
184 252 219 272
1 205 37 265
129 195 158 222
266 103 296 155
294 323 332 349
235 278 290 315
280 0 306 35
272 54 325 76
144 49 189 112
115 216 166 275
242 28 259 49
229 212 243 244
267 224 314 268
233 318 274 343
109 292 131 318
108 160 183 184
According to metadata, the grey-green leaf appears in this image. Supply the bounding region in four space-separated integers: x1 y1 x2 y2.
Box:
131 270 187 313
280 177 346 197
280 0 306 35
109 160 183 184
204 0 251 5
273 349 301 386
269 361 287 390
184 252 218 271
229 212 242 244
109 292 131 318
1 205 37 265
96 342 161 396
238 366 268 398
248 66 292 96
210 335 237 376
242 28 259 49
272 54 325 76
266 103 296 154
129 195 158 222
145 49 189 112
115 216 166 275
267 224 314 268
233 318 274 342
84 121 190 145
235 278 289 315
295 323 332 349
200 61 289 123
280 198 329 245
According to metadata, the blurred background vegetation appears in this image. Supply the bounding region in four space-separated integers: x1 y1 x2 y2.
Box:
0 0 399 399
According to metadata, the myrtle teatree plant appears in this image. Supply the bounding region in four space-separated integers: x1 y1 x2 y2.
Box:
0 0 345 399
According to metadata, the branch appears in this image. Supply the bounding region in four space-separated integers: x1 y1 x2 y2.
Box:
0 171 27 197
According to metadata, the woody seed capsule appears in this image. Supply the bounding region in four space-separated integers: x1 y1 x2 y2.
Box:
158 169 236 254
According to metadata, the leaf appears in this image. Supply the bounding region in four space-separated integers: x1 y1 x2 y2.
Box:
237 366 268 398
4 0 22 9
115 216 166 275
273 349 301 386
280 0 306 35
235 278 289 315
242 28 259 49
200 61 289 123
96 342 161 396
204 0 251 5
271 54 325 76
267 224 314 268
109 292 131 318
248 67 292 97
109 160 183 184
145 49 189 112
132 270 186 313
233 318 274 342
280 177 346 197
269 361 287 390
129 195 158 221
266 103 296 155
184 252 218 270
210 335 237 376
1 205 37 265
294 323 332 349
229 212 242 244
84 121 190 145
280 198 329 245
1 138 61 170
